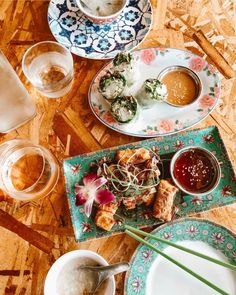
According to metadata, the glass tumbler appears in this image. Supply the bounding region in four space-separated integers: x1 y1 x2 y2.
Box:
22 41 74 98
0 139 60 201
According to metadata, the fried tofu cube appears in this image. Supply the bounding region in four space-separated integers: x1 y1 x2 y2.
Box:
99 202 119 215
122 197 136 210
95 211 115 231
116 148 151 166
95 202 118 231
142 192 155 206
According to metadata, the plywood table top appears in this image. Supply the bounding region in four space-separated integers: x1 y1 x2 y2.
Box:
0 0 235 294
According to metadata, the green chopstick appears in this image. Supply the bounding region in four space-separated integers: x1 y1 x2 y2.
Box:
125 225 236 272
125 229 230 295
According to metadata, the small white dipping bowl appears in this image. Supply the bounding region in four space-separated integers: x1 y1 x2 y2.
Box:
44 250 115 295
76 0 129 24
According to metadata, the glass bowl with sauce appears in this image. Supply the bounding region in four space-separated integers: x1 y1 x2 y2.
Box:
157 65 202 107
170 146 221 196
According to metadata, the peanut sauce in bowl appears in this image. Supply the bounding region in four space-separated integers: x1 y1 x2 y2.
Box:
170 147 221 196
158 66 202 107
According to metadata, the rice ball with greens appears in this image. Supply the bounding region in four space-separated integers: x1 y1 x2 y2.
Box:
136 79 167 108
112 52 137 86
111 95 138 124
98 71 126 102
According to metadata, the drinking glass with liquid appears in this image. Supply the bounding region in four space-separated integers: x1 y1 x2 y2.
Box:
22 41 74 98
0 139 60 201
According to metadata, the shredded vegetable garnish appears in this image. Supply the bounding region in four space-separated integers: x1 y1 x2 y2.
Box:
100 148 161 196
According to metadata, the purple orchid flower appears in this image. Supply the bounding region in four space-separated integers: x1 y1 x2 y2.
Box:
75 173 114 217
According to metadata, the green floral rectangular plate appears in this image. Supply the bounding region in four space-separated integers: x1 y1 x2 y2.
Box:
63 126 236 242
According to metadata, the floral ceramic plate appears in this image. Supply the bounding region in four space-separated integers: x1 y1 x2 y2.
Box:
125 218 236 295
89 47 220 137
48 0 152 59
63 126 236 242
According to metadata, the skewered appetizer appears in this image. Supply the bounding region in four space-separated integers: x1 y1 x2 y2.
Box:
98 71 126 102
110 95 138 123
112 52 137 86
136 78 168 108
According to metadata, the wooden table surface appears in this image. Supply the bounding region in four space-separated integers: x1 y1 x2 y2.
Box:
0 0 236 294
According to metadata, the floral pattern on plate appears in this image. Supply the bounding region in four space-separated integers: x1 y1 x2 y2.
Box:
89 48 220 137
48 0 152 59
124 218 236 295
62 126 236 242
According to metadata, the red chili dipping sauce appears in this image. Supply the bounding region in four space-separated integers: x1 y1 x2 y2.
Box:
173 149 215 193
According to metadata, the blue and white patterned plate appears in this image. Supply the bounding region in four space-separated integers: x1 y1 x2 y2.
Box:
48 0 153 59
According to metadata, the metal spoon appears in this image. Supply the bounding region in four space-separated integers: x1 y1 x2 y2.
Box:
77 262 130 294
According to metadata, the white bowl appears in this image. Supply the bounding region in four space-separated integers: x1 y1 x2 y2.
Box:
44 250 115 295
76 0 128 24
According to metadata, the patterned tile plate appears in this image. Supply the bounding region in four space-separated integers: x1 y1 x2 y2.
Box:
124 218 236 295
89 47 221 137
62 126 236 242
48 0 152 59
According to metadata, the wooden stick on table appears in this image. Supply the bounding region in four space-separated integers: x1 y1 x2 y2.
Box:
165 20 235 79
0 209 54 254
192 30 235 79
